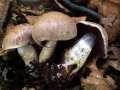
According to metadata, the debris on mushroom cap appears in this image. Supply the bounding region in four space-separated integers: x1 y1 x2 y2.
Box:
26 15 39 25
2 24 32 50
39 41 57 63
77 21 108 57
17 45 37 66
32 11 77 45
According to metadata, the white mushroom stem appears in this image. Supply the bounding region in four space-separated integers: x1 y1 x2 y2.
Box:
17 45 37 66
39 41 57 63
62 33 96 75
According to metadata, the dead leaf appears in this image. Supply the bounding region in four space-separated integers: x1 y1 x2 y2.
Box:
81 59 115 90
99 1 120 43
106 47 120 71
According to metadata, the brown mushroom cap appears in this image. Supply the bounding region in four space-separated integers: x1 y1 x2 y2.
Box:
32 11 77 45
2 24 32 50
77 21 108 57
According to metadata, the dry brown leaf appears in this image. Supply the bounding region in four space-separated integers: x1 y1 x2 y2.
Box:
100 1 120 43
106 47 120 71
81 59 115 90
89 0 120 43
109 0 120 5
0 0 11 33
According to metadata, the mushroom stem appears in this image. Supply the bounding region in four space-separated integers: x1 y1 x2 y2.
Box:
62 33 96 75
17 45 37 66
39 41 57 63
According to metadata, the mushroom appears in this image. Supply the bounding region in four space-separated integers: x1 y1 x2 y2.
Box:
2 24 37 65
32 11 77 63
2 24 32 50
59 21 108 76
32 11 77 44
2 11 77 64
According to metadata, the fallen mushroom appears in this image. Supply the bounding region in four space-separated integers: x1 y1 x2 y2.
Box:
59 21 108 76
77 21 108 57
60 33 96 76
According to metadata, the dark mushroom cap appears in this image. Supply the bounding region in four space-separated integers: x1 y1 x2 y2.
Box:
77 21 108 57
32 11 77 45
